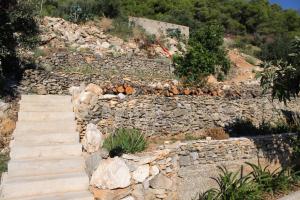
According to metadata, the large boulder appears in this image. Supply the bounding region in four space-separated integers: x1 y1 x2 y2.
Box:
91 157 131 189
82 123 103 153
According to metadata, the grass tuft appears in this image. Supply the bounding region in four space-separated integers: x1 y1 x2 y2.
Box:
103 128 147 157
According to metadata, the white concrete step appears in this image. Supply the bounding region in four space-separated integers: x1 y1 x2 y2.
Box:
3 191 93 200
11 132 79 146
7 157 85 177
21 95 71 103
18 111 75 121
1 172 89 199
20 103 73 112
10 144 82 160
14 121 77 133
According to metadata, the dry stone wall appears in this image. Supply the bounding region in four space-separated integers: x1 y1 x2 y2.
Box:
89 133 296 200
76 94 300 137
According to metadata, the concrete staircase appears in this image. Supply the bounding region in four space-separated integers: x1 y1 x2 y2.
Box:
0 95 93 200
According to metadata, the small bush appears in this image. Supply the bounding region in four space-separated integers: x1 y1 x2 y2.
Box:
173 24 230 86
0 154 9 175
200 166 262 200
205 128 229 140
0 118 16 136
246 162 298 195
109 16 133 40
103 128 147 157
245 56 256 65
99 17 113 32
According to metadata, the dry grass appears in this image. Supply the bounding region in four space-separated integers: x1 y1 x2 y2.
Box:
0 118 16 137
132 26 146 41
205 128 230 140
99 17 113 32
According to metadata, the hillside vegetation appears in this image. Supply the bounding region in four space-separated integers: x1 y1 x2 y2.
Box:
39 0 300 36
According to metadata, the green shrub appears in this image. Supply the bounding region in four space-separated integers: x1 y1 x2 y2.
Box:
173 24 230 86
200 166 262 200
246 162 298 195
0 154 9 175
109 16 133 40
103 128 147 156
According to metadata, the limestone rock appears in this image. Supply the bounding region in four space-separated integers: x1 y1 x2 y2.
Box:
82 123 103 153
149 174 173 190
85 151 102 177
91 157 131 189
132 165 150 183
118 93 126 100
99 94 118 100
79 91 94 104
92 187 130 200
150 165 160 177
86 83 103 96
121 196 135 200
101 42 110 49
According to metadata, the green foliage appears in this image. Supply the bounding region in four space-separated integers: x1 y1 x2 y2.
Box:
0 154 9 174
103 128 147 156
0 0 39 85
37 0 300 38
259 35 292 62
260 36 300 103
173 24 230 85
200 166 262 200
38 0 122 22
108 16 133 40
246 162 298 195
199 163 300 200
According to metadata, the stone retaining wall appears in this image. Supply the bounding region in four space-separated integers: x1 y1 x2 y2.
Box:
129 17 190 39
76 94 300 137
89 133 297 200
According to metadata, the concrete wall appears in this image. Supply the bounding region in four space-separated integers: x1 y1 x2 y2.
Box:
129 17 189 39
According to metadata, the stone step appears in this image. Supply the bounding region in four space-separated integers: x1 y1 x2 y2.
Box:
19 103 73 112
18 111 75 121
11 132 79 146
0 172 89 199
14 121 77 133
10 144 82 160
3 191 93 200
21 95 71 103
7 157 85 177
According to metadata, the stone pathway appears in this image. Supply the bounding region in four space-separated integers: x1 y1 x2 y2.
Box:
278 191 300 200
0 95 93 200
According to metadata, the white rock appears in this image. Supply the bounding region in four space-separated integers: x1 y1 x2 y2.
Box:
0 101 10 113
150 165 160 176
91 157 131 189
118 93 126 100
79 91 94 104
101 42 110 49
121 196 135 200
85 83 103 96
132 165 150 183
99 94 118 100
82 123 103 153
69 86 82 104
